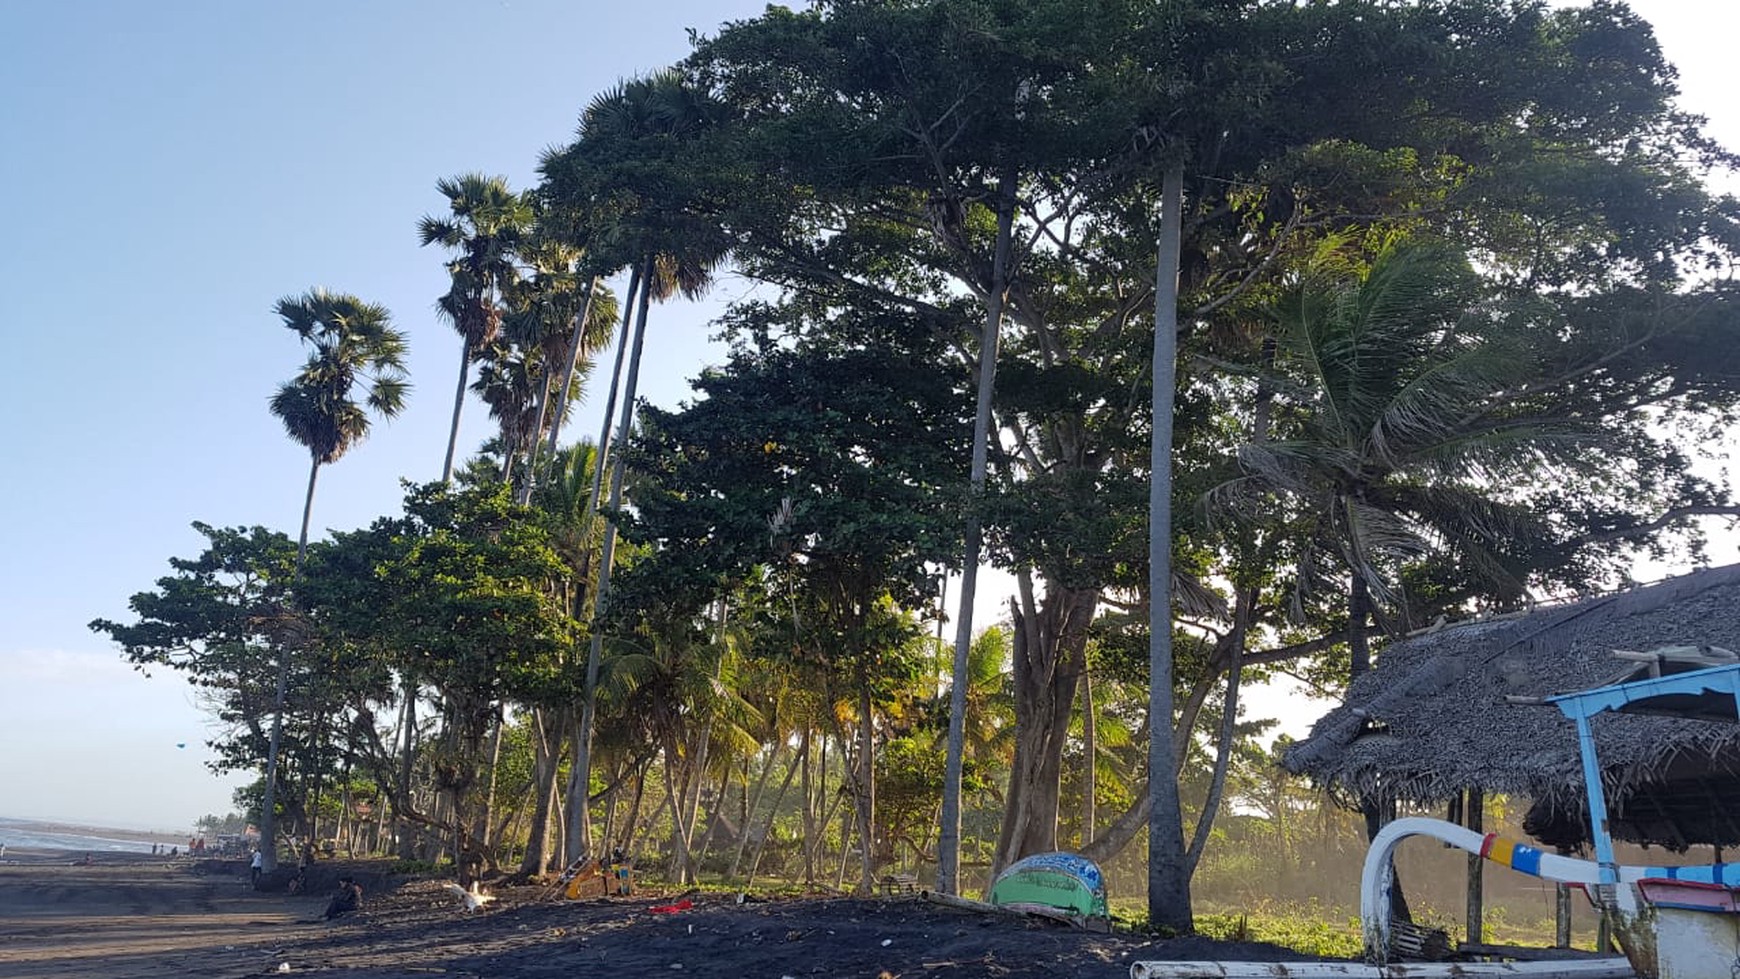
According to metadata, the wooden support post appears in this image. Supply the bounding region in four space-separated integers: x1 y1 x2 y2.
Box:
1554 883 1572 949
1466 789 1485 947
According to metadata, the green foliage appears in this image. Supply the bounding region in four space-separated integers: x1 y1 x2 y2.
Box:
90 524 301 774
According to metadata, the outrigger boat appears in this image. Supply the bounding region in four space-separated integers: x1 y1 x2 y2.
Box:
1361 659 1740 978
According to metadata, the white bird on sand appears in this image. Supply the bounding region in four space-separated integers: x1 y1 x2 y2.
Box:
441 881 495 912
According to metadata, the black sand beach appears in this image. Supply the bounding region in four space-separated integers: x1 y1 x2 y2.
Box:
0 851 1307 977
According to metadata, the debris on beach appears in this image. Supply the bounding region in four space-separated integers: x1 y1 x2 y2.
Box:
440 880 495 912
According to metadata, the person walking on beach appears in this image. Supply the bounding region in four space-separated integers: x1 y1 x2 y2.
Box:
250 848 263 886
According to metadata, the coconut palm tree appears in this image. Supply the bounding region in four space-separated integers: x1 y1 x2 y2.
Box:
260 289 409 873
419 173 533 483
1234 237 1559 677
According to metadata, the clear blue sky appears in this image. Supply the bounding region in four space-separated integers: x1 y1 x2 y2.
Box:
1 1 1736 832
0 0 773 830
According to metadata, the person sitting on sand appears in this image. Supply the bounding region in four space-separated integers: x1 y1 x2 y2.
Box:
323 876 362 920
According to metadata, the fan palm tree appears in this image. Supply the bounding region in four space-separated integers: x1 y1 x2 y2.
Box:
261 288 409 872
542 69 733 860
419 173 533 483
501 234 617 499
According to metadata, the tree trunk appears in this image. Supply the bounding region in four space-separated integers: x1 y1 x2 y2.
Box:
441 338 472 484
567 260 651 862
258 457 322 873
396 681 419 860
1146 161 1193 933
517 709 561 875
939 162 1017 895
620 758 648 855
522 277 602 504
856 684 877 894
729 745 782 880
1080 669 1096 847
801 727 816 885
746 739 804 886
1186 589 1249 876
1349 570 1372 678
993 574 1096 875
661 741 695 882
478 708 505 862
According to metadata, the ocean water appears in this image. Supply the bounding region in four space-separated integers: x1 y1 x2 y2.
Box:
0 818 168 853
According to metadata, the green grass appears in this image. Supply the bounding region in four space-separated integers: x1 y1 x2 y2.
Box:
1107 898 1364 956
1195 901 1365 958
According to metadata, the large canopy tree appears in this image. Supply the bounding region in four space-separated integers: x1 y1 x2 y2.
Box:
617 311 970 891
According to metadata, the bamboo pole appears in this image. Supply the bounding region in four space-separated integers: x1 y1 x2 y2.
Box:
1129 961 1634 979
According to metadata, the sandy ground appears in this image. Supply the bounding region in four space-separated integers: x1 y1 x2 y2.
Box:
0 851 1307 978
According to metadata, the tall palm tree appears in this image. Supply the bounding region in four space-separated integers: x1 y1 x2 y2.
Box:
261 289 409 873
501 234 616 499
544 69 732 860
471 343 540 481
1147 163 1192 932
419 173 533 483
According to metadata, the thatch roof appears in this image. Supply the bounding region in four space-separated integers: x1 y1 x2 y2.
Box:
1283 564 1740 852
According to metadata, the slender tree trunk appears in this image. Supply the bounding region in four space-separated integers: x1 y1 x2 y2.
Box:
729 745 782 880
620 759 648 855
856 684 876 894
1174 673 1215 767
800 727 816 885
1080 669 1096 847
441 339 472 484
939 164 1017 895
259 457 324 874
396 681 419 860
478 708 505 860
1184 336 1274 880
1146 162 1193 933
661 741 695 882
567 261 649 862
746 740 804 886
522 277 602 504
1349 570 1372 677
1186 591 1249 876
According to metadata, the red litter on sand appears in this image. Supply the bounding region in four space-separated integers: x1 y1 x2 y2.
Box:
647 899 694 914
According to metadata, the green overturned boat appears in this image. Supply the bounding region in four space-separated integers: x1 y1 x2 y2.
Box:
988 851 1109 922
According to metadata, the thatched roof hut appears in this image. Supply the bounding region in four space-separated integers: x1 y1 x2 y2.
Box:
1284 564 1740 853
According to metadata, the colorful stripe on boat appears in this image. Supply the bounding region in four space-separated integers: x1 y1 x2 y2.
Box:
1638 863 1736 887
1480 834 1544 876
